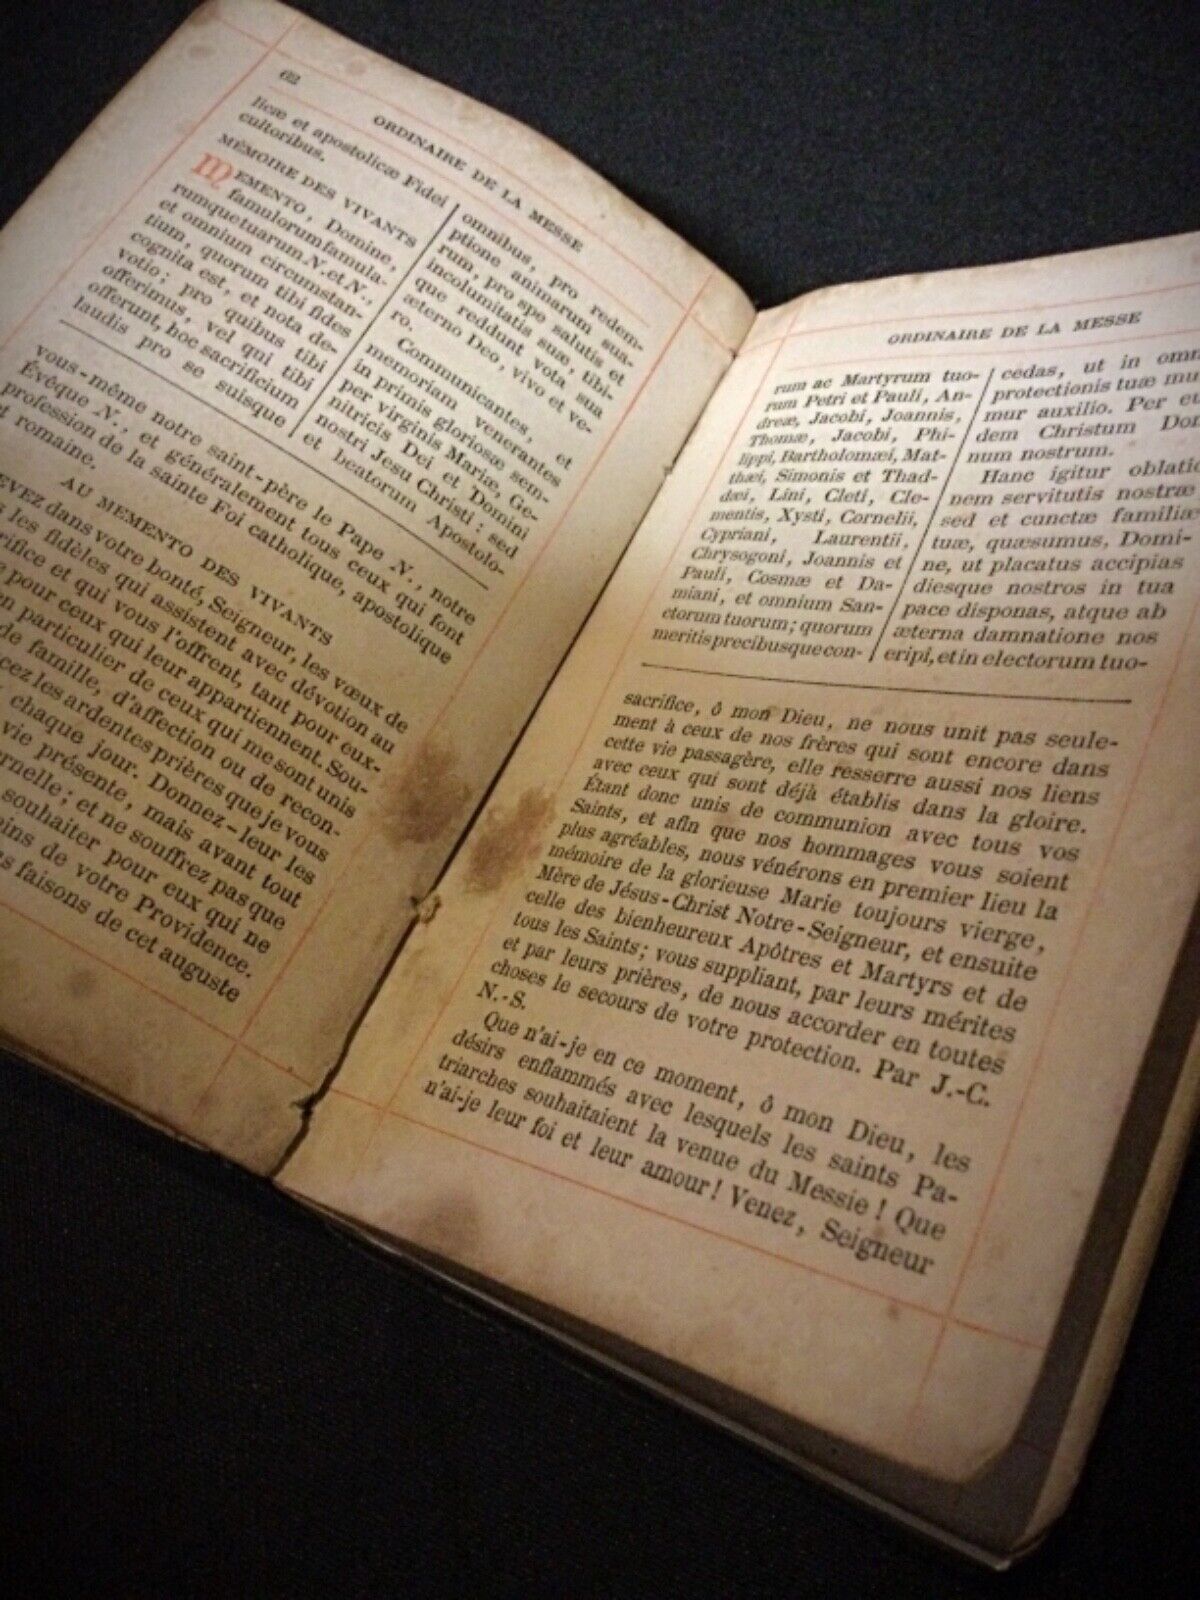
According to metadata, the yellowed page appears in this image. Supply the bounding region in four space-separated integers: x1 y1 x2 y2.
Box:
0 0 752 1167
283 233 1199 1479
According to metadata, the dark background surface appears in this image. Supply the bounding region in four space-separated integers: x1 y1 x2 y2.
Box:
2 2 1199 1595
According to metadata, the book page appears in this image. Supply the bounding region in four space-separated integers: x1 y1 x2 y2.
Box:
0 0 751 1167
282 233 1200 1477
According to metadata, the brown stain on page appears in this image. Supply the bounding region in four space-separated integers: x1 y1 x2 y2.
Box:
380 737 471 849
465 788 555 894
418 1191 482 1261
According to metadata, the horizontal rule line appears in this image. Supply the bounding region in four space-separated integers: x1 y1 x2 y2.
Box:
640 661 1132 705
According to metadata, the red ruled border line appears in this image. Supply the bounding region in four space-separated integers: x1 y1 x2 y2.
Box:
0 19 298 352
4 265 704 1113
738 272 1200 354
0 7 726 1110
320 321 1197 1372
777 326 1200 374
252 15 704 321
209 9 736 351
0 895 309 1085
902 586 1200 1437
320 330 801 1211
383 1106 1048 1354
212 5 281 49
368 313 800 1114
308 319 1047 1355
186 269 715 1116
269 81 651 331
2 18 307 1095
314 1082 1047 1353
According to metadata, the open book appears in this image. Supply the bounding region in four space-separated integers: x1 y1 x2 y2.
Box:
2 0 1197 1565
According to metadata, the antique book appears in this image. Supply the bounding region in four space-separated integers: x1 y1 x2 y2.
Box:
1 0 1197 1566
